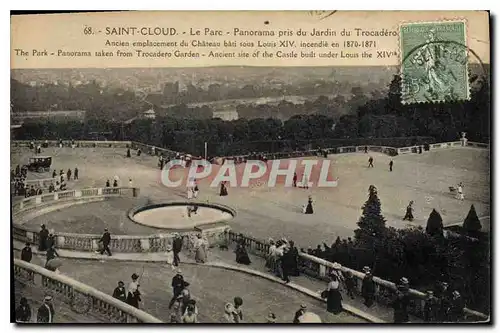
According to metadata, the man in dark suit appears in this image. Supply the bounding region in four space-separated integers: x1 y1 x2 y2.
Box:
38 225 49 251
168 269 185 309
21 242 32 263
112 281 127 303
98 228 112 256
172 234 183 266
46 232 55 250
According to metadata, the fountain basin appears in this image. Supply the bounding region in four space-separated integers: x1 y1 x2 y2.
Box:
129 202 235 231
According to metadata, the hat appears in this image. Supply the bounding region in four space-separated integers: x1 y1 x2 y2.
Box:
176 268 182 274
362 266 371 273
452 290 461 297
267 312 277 323
118 281 124 285
400 277 409 285
300 304 307 309
234 296 243 307
44 296 52 301
427 291 434 296
442 282 449 286
104 228 108 231
41 224 46 228
25 242 30 246
131 273 139 280
332 262 342 270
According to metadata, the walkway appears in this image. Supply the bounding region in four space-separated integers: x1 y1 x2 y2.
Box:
13 242 367 323
14 280 105 323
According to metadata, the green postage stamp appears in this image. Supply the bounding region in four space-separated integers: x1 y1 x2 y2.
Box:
400 20 470 104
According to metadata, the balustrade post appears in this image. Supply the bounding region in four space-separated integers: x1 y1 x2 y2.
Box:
19 201 24 210
91 239 99 251
98 188 103 195
56 235 65 247
33 271 43 286
357 276 364 293
35 196 42 204
140 239 150 252
319 263 326 278
54 193 59 200
75 190 82 198
420 299 426 316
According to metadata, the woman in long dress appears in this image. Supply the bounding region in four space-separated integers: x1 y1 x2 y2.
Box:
235 239 251 265
305 196 314 214
194 234 207 263
126 274 142 309
193 182 199 198
220 182 228 196
324 274 343 314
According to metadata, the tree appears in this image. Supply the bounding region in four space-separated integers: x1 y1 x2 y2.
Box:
425 209 444 237
354 185 387 242
463 204 482 234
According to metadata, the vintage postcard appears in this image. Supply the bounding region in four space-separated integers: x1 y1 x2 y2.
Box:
10 11 490 324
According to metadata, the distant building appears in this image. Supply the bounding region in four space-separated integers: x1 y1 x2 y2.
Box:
212 110 239 121
12 110 86 123
124 108 156 124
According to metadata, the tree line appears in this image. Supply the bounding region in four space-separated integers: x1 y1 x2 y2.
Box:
349 185 489 313
12 71 490 155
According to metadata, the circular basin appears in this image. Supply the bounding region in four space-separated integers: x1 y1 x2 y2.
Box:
129 202 235 230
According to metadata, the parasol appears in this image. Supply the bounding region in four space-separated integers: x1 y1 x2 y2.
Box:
298 312 322 323
45 258 63 271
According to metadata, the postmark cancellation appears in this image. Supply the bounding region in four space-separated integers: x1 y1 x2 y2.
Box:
400 20 470 104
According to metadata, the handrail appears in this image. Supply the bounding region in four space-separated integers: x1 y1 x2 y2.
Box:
13 259 162 323
12 139 489 161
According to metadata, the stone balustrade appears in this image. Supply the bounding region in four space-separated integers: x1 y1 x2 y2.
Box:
12 139 488 163
12 140 132 149
13 259 162 323
467 141 489 149
130 141 179 159
11 177 56 189
226 231 489 323
13 188 230 254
